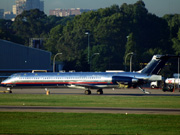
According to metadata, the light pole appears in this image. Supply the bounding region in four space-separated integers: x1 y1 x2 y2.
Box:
130 54 133 72
53 53 62 72
85 32 90 64
125 52 134 72
90 53 99 72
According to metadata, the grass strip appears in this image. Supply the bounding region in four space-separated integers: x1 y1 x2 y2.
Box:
0 112 180 135
0 94 180 108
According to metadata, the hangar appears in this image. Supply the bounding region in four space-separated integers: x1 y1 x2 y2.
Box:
0 39 52 80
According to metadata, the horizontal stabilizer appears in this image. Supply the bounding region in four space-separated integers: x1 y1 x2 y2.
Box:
149 75 162 81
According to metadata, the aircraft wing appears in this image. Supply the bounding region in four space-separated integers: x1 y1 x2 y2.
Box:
67 84 101 89
67 82 108 89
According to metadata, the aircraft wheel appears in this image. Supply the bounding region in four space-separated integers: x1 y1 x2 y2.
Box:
6 90 12 93
85 90 91 95
97 89 103 95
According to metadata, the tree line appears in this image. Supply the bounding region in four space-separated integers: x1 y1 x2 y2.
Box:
0 0 180 76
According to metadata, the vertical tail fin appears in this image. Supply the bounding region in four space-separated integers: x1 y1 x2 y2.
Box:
139 55 170 75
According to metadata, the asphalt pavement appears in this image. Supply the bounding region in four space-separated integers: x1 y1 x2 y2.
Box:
0 87 180 96
0 87 180 115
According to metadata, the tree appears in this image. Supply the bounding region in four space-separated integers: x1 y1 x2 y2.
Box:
12 9 49 45
0 19 24 44
163 14 180 38
44 24 64 56
35 1 177 72
172 28 180 55
47 15 74 27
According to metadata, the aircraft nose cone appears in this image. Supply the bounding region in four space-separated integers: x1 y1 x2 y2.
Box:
1 81 5 87
1 80 9 87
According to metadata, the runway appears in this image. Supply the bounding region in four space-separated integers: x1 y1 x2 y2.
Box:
0 106 180 115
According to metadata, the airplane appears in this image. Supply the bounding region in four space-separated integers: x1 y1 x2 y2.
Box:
0 54 174 95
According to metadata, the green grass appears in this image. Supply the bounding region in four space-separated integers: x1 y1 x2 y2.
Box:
0 112 180 135
0 94 179 134
0 94 180 108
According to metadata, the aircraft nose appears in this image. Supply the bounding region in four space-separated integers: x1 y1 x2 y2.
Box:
1 80 6 86
1 82 4 86
1 79 9 87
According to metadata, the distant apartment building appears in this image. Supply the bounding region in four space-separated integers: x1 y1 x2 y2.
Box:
0 9 4 19
14 0 44 15
49 8 95 17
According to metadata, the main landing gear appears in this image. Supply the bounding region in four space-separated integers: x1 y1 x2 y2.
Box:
85 90 91 95
84 89 103 95
97 89 103 95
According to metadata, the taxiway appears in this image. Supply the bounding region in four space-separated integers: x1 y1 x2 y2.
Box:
0 87 180 115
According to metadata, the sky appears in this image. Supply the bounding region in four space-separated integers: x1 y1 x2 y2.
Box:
0 0 180 17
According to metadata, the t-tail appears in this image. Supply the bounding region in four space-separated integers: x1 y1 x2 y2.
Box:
139 55 173 75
